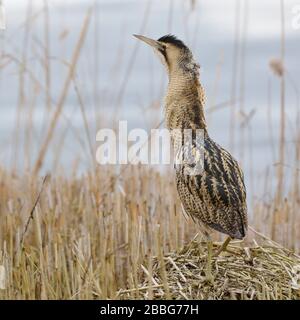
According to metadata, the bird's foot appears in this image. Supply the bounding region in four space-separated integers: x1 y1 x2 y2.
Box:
214 236 231 257
204 239 215 284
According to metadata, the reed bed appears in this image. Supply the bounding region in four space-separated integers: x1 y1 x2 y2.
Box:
118 237 300 300
0 166 193 299
0 165 299 299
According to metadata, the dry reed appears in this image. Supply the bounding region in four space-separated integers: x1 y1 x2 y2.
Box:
0 165 299 299
118 236 300 300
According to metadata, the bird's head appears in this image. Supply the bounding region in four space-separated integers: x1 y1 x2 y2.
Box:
134 34 200 78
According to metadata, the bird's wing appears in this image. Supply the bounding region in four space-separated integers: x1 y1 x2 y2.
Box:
176 137 247 239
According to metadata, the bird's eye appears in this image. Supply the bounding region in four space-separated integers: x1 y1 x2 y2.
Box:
158 46 166 57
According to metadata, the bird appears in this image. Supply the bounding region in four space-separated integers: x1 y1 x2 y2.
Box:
134 34 248 282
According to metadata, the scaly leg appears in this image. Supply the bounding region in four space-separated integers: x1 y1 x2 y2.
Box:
214 236 231 257
205 238 214 283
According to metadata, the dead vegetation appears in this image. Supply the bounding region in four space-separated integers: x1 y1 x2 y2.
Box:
0 167 300 299
118 235 300 300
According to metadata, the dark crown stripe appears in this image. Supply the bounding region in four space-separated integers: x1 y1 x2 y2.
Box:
157 34 187 49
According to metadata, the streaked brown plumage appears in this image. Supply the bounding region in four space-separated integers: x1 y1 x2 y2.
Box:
134 34 248 279
175 135 247 240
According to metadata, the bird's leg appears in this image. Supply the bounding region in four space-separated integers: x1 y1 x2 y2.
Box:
205 237 214 283
214 236 231 257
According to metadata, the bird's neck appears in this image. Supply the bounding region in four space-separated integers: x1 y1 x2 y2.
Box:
167 71 199 95
165 70 207 131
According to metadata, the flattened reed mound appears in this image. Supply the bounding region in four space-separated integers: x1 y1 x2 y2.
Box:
119 238 300 300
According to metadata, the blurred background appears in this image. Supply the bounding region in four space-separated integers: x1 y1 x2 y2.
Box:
0 0 299 205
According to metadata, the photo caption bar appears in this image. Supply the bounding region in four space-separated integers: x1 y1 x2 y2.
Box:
99 302 199 318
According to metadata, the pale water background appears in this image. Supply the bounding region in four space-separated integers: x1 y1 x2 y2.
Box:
0 0 299 203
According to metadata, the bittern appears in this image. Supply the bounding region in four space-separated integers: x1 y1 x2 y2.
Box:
134 34 248 282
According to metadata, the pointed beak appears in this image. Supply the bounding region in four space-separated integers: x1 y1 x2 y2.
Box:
133 34 164 51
